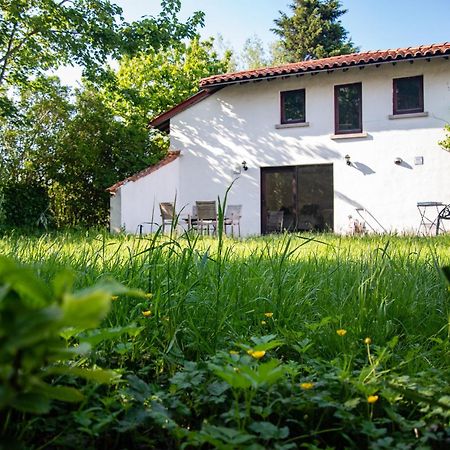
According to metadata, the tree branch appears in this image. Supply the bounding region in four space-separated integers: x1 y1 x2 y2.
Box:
0 22 18 86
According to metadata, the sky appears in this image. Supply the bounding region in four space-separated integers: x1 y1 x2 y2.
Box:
58 0 450 85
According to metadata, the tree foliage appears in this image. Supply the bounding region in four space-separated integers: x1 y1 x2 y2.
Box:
0 37 228 228
241 35 269 70
0 0 205 116
102 38 230 127
0 1 226 228
440 125 450 151
272 0 357 62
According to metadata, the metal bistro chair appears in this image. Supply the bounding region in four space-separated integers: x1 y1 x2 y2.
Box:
266 210 284 233
224 205 242 237
159 202 176 233
196 201 217 235
436 204 450 235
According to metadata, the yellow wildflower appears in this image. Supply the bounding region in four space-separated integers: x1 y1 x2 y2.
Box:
261 320 267 325
111 296 119 301
264 312 274 318
247 350 266 359
336 329 347 336
229 350 239 355
367 395 379 404
142 310 152 317
300 382 314 390
145 293 153 299
364 337 372 345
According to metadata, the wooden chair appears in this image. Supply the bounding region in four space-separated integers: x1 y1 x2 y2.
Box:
266 210 284 233
196 201 217 235
159 202 176 233
224 205 242 237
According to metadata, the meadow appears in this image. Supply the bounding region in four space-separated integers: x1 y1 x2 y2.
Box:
0 230 449 449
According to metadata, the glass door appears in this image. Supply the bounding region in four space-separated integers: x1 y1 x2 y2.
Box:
261 164 333 234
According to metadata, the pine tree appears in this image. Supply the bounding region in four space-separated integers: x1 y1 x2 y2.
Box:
273 0 358 62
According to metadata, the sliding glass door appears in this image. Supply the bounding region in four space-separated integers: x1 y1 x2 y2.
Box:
261 164 333 234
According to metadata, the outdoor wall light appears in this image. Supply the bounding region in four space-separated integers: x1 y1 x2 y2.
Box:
242 161 248 171
344 154 351 166
394 157 403 165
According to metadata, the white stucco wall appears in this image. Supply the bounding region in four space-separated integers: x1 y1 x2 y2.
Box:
117 158 180 233
169 58 450 235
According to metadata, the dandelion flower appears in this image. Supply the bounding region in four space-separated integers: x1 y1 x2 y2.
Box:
364 337 372 345
142 310 152 317
336 329 347 336
300 382 314 390
264 312 273 318
247 350 266 359
367 395 379 404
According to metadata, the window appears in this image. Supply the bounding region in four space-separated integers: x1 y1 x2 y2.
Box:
281 89 305 124
393 75 423 115
334 82 362 134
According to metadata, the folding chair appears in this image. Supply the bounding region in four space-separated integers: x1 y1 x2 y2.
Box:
224 205 242 237
196 201 217 235
159 202 176 233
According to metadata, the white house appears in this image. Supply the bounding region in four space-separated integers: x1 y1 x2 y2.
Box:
108 42 450 235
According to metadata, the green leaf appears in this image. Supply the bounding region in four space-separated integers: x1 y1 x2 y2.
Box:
80 324 144 347
10 393 51 414
38 383 84 403
0 257 50 308
61 291 111 329
45 367 121 384
249 421 289 440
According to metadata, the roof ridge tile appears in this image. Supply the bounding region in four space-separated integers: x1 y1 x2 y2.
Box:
200 42 450 87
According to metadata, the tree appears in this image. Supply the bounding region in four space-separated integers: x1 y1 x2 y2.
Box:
0 0 121 88
0 1 210 227
101 38 230 126
272 0 358 62
0 0 204 116
240 35 269 70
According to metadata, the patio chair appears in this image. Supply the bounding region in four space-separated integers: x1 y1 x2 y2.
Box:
159 202 176 233
436 203 450 235
224 205 242 237
266 210 284 233
196 201 217 235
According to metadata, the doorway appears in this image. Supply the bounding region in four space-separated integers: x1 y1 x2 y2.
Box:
261 164 334 234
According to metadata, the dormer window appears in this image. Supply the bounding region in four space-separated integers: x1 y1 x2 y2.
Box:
280 89 306 124
393 75 423 115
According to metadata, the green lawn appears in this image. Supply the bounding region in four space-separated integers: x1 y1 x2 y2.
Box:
1 231 449 448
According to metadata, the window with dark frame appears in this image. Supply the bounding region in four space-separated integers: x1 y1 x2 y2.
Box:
280 89 306 124
393 75 423 115
334 82 362 134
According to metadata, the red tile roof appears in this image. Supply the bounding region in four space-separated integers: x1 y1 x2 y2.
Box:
200 42 450 87
107 150 180 194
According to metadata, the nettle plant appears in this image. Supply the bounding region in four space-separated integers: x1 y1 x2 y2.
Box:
0 257 143 415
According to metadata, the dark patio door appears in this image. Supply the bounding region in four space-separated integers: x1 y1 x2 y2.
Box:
261 164 334 234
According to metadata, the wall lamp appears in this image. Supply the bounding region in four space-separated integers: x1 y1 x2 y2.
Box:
344 154 351 166
394 157 403 165
242 161 248 171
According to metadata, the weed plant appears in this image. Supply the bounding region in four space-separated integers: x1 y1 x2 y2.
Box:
0 229 449 448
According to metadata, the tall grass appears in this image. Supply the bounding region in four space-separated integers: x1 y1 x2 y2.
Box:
1 230 449 374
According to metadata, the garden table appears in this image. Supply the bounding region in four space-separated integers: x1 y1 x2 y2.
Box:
417 201 444 235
